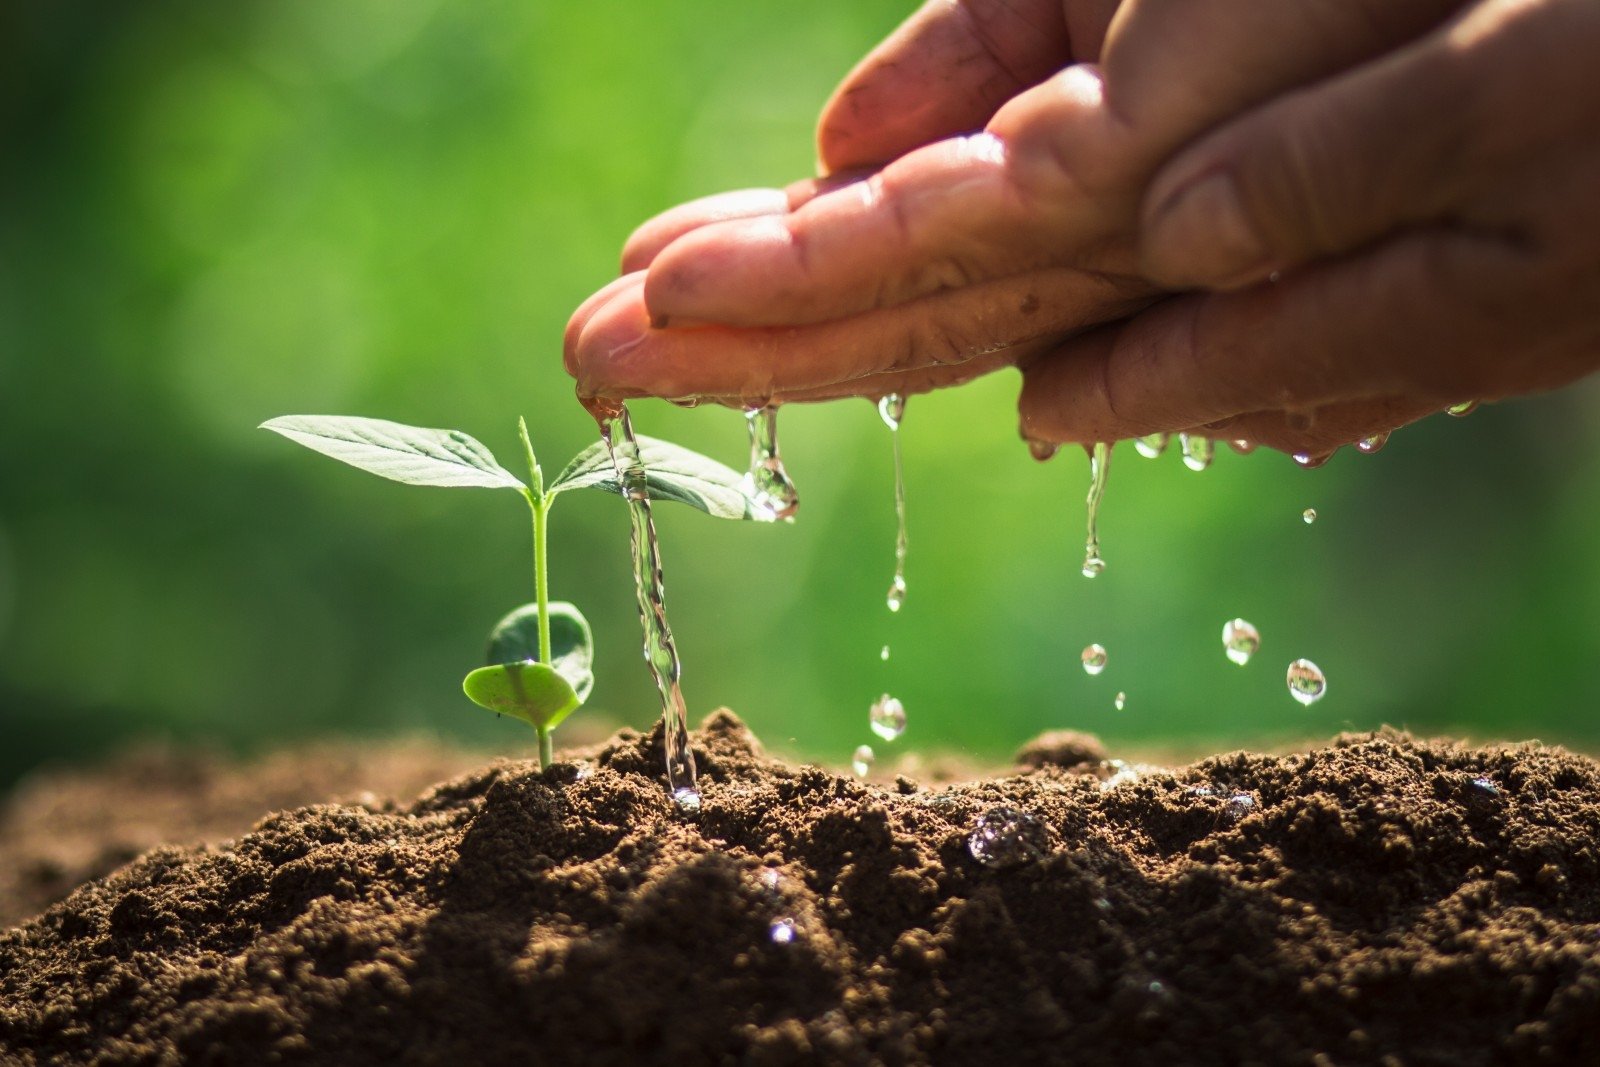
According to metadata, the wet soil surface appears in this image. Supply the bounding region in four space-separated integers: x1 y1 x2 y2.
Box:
2 713 1598 1065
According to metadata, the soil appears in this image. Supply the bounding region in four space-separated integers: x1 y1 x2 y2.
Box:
2 712 1598 1066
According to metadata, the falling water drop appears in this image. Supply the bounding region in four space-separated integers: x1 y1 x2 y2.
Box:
1114 691 1127 711
1356 432 1390 454
1179 434 1214 472
880 645 890 662
1302 508 1318 524
590 399 698 800
851 744 876 778
880 394 909 613
1222 618 1261 666
741 405 800 521
1133 433 1169 459
1083 442 1110 578
1447 401 1479 417
1286 659 1327 706
1081 643 1108 676
870 694 907 742
967 807 1048 869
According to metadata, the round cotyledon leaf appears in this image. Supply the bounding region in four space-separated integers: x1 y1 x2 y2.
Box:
462 662 582 731
485 601 593 702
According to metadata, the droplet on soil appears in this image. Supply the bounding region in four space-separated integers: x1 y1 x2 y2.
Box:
1222 618 1260 666
1286 659 1327 706
673 787 702 815
852 744 875 778
769 919 797 944
967 806 1049 869
1467 775 1502 799
870 695 907 742
1221 791 1257 823
1081 644 1108 676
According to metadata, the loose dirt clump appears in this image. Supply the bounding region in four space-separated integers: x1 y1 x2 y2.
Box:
2 712 1598 1065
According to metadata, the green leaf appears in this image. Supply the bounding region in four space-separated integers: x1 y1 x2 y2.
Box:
486 601 594 702
261 415 525 490
462 662 581 731
549 435 768 520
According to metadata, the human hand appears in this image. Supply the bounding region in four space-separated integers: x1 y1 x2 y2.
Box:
1019 0 1600 457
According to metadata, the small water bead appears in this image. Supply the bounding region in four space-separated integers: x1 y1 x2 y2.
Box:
880 645 890 662
886 575 907 613
1221 791 1257 824
967 806 1049 869
878 393 906 430
1222 618 1261 666
1447 400 1479 417
768 919 798 945
1302 508 1317 524
851 744 875 778
673 787 702 815
1228 439 1256 455
1134 433 1170 459
1081 643 1108 676
1293 451 1333 469
1467 775 1502 799
1114 691 1126 711
1356 432 1390 454
1179 434 1214 472
870 694 907 742
1026 438 1060 462
1286 659 1327 706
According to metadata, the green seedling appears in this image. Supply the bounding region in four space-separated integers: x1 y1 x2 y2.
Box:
262 413 763 768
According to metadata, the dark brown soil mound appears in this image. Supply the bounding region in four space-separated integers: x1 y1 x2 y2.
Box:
2 712 1598 1065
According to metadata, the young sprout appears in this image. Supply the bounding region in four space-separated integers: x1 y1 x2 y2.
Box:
262 413 767 768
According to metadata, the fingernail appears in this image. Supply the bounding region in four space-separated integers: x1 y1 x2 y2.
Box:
1145 171 1271 289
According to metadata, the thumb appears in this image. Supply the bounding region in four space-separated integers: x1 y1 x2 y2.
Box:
1138 32 1478 290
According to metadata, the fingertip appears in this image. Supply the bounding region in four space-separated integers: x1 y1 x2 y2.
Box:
642 214 795 325
565 273 644 376
570 275 654 397
619 188 790 274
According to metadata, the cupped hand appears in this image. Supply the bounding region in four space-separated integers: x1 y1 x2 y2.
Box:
1020 0 1600 456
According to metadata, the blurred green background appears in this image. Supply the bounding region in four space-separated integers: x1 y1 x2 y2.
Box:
3 0 1598 788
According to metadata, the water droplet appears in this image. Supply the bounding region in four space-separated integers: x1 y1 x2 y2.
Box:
1179 434 1214 472
768 919 797 944
1447 401 1478 417
1467 775 1501 799
1286 659 1326 706
851 744 875 777
1228 439 1256 455
1133 433 1169 459
1114 691 1126 711
1302 508 1317 524
879 645 890 662
1026 437 1060 462
1222 618 1260 666
886 575 906 613
1221 791 1257 823
597 404 699 801
1081 643 1107 676
870 695 906 742
878 393 906 430
1292 451 1333 469
1083 441 1111 577
1356 431 1390 454
967 806 1048 869
740 406 800 521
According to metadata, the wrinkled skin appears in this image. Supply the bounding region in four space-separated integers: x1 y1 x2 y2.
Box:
566 0 1600 457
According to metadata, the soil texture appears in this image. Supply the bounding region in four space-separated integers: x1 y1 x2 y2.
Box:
2 712 1599 1065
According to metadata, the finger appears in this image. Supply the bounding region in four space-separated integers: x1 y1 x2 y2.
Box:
647 67 1134 328
1220 396 1441 458
620 188 790 274
815 0 1076 174
773 348 1025 405
564 273 645 376
1139 24 1484 289
574 267 1152 402
1018 228 1530 445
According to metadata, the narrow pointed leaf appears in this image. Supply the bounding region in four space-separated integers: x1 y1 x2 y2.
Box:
463 662 581 731
549 435 768 520
486 601 594 703
262 415 524 490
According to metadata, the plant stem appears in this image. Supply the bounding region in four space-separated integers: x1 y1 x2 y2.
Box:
518 417 552 670
537 726 553 770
